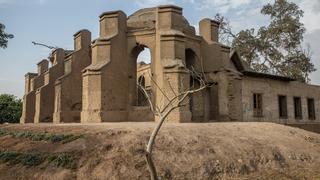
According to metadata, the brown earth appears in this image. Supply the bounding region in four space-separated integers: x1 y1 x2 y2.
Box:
0 122 320 180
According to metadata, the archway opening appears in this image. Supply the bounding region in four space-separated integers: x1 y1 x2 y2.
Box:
130 45 152 107
185 48 197 70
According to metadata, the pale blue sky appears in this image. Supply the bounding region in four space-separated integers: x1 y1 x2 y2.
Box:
0 0 319 97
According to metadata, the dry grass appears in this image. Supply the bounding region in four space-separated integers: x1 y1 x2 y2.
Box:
0 122 319 179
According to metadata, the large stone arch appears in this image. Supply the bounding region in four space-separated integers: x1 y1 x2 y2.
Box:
81 5 218 123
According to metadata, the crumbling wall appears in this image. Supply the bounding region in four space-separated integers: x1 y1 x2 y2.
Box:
226 71 243 121
242 76 320 123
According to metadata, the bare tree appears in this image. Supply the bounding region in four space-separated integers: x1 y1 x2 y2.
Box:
137 65 213 180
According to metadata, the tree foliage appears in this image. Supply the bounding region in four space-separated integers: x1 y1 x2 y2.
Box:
216 0 315 82
0 94 22 124
0 23 14 49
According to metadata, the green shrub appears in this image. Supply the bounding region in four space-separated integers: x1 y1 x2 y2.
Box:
53 153 76 169
0 94 22 124
0 129 83 143
61 134 84 144
20 153 44 166
30 133 46 141
49 134 68 142
47 154 57 162
0 151 20 162
0 151 77 169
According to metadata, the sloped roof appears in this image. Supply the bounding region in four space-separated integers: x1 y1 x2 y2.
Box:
230 50 295 81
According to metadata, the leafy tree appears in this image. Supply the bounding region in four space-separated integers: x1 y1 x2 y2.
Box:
0 23 14 49
0 94 22 124
216 0 315 82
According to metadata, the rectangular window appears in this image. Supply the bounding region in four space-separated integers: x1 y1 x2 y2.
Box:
294 97 302 119
253 93 263 117
278 95 287 118
307 98 316 120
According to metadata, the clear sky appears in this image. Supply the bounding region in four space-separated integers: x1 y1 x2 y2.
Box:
0 0 319 98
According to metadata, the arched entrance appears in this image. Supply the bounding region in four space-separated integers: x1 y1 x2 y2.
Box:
129 44 152 107
81 6 215 123
185 49 206 121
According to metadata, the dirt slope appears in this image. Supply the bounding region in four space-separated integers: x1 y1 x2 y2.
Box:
0 122 320 180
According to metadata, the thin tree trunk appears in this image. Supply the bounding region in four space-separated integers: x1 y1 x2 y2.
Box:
145 115 165 180
145 92 193 179
145 114 168 179
143 76 209 179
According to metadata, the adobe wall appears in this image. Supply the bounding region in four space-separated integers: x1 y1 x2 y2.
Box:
34 49 65 123
20 73 38 123
81 11 129 123
80 5 221 123
53 30 91 123
20 60 49 123
242 76 320 124
199 19 226 73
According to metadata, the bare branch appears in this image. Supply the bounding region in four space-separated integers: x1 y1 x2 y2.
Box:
141 59 214 179
166 76 178 97
32 41 58 50
148 71 171 103
137 83 158 116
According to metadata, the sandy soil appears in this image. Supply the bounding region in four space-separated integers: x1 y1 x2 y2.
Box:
0 122 320 180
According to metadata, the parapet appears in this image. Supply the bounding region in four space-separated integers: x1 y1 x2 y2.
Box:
199 18 220 42
24 73 38 94
73 29 91 51
37 59 49 74
99 10 127 37
158 5 182 14
157 5 184 31
50 48 65 65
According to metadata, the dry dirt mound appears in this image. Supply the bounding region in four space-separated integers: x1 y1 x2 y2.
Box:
0 122 320 180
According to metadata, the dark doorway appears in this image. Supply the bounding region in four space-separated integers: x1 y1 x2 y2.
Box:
186 49 206 121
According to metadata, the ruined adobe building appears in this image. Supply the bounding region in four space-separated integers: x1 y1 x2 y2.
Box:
20 5 320 127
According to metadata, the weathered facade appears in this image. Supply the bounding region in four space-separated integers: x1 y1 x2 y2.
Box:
53 30 91 123
20 5 320 127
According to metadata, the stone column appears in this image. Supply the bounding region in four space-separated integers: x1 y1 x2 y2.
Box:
53 30 91 123
20 73 38 123
156 5 192 123
81 11 128 123
37 59 49 75
198 18 226 73
199 18 220 43
74 29 91 51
